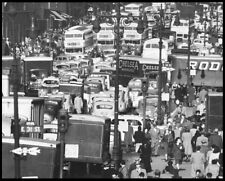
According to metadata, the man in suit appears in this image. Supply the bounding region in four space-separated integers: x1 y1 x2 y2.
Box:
149 123 161 156
208 128 223 151
190 146 206 178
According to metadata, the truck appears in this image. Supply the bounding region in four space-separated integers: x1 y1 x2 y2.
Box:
206 92 223 132
64 114 119 175
22 55 53 96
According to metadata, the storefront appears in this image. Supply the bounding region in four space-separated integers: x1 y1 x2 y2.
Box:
170 54 223 89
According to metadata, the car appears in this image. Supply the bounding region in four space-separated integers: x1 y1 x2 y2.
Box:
86 76 106 91
91 100 114 118
84 80 103 94
93 61 113 72
90 72 112 90
40 76 60 96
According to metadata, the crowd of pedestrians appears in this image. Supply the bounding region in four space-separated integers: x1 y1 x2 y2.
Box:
100 83 223 179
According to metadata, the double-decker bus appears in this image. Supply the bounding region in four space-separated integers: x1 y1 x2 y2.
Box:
142 38 169 62
96 23 115 50
64 25 95 55
124 3 143 18
123 22 148 46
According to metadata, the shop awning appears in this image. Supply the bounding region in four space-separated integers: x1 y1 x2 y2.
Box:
50 10 66 21
172 70 223 87
192 71 223 87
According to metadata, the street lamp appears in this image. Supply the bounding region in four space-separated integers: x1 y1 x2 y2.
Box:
5 4 20 178
92 3 146 171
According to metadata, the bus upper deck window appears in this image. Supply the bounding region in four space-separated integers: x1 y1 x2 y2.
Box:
145 44 150 48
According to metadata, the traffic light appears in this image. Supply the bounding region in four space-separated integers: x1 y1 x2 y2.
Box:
58 109 69 133
142 78 149 93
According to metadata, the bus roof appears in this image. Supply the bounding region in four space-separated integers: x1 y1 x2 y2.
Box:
23 56 53 61
69 114 110 123
125 3 143 7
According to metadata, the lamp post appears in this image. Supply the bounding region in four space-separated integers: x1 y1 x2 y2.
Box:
157 5 164 125
186 17 191 106
6 5 20 178
92 3 146 171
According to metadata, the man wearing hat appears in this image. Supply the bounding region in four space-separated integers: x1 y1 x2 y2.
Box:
208 128 223 151
130 160 147 178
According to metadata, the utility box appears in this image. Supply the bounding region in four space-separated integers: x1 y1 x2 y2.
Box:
206 92 223 132
2 137 60 178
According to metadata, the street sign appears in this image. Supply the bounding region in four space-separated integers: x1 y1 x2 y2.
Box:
119 59 139 75
21 125 42 133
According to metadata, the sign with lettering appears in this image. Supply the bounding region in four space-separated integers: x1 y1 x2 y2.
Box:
190 61 223 71
141 64 159 71
119 59 139 75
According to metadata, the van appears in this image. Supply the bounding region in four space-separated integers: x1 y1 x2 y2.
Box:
110 114 143 142
64 114 111 164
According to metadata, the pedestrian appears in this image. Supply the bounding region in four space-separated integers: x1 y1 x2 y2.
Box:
187 83 196 107
205 159 220 178
127 158 141 178
124 121 134 153
193 110 202 126
138 172 145 178
130 160 147 178
162 125 175 161
154 169 161 178
63 94 73 113
205 172 212 179
190 146 206 178
206 144 216 166
101 161 113 178
208 146 221 165
172 137 185 170
118 160 128 178
199 86 208 104
196 131 209 158
139 140 152 173
181 127 193 162
197 101 206 116
208 128 223 150
133 125 145 153
149 123 161 156
195 169 205 178
74 94 83 114
191 130 201 152
174 124 182 139
174 84 183 103
190 124 198 139
163 160 177 176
